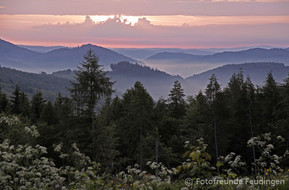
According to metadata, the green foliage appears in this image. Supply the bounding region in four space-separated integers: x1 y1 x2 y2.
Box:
0 87 9 112
168 81 186 119
206 74 221 103
2 61 289 189
31 92 46 122
0 116 102 190
116 81 155 169
40 101 58 125
10 85 21 115
115 161 177 189
247 133 289 175
177 138 215 179
70 49 113 116
0 66 71 101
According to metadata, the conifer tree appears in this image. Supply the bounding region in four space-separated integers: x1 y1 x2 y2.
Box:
0 87 8 112
118 81 154 170
19 92 31 117
168 80 186 119
244 76 257 175
31 92 46 122
54 93 73 121
262 72 279 130
205 74 221 174
10 85 21 114
40 101 58 125
69 49 114 146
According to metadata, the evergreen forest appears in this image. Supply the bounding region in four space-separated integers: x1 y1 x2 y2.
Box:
1 50 289 189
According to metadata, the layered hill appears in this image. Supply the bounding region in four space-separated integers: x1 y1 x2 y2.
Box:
2 61 289 100
144 48 289 77
0 66 71 100
0 39 137 73
108 62 185 98
146 48 289 64
52 62 185 99
186 62 289 91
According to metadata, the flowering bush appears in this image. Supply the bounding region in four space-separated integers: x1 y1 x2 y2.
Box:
0 139 64 190
218 152 246 179
1 114 289 189
115 162 177 189
0 115 102 190
247 132 289 175
177 138 215 179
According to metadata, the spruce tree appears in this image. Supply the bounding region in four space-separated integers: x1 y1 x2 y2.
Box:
262 72 279 130
168 80 186 119
40 101 58 125
0 87 8 112
69 49 114 146
54 93 73 121
118 81 154 170
205 74 221 174
10 85 21 114
31 92 46 122
19 92 31 117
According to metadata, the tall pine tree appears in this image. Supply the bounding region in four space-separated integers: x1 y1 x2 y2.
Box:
69 49 114 147
205 74 221 174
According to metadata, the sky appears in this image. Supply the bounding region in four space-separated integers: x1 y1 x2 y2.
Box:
0 0 289 48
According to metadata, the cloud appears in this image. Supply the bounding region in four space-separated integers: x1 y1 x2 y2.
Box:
83 15 95 25
1 0 289 16
1 15 288 48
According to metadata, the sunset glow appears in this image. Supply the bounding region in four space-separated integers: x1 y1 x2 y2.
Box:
0 0 288 48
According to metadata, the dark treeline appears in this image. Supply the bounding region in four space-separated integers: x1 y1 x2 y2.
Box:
1 53 289 176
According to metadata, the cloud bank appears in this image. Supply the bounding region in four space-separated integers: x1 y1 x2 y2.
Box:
1 15 288 48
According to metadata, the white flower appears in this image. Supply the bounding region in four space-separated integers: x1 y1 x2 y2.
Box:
277 136 285 142
267 144 274 149
54 143 62 152
263 132 271 140
273 154 279 160
184 141 190 147
24 125 40 137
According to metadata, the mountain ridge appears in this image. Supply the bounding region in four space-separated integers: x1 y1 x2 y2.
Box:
186 62 289 91
2 61 289 100
0 39 138 73
144 48 289 77
146 48 289 64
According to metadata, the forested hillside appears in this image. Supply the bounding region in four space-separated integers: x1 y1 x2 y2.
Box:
187 62 289 90
1 51 289 189
0 66 70 100
2 61 289 101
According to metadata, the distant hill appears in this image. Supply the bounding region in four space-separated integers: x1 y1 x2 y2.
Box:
0 39 138 73
186 62 289 90
144 48 289 77
146 48 289 64
52 69 75 81
108 62 185 99
0 66 71 100
18 45 65 53
52 62 186 99
2 61 289 101
51 62 289 98
113 48 213 60
0 39 41 70
112 46 277 60
146 52 201 63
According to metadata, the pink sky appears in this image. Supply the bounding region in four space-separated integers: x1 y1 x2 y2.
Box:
0 0 289 48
